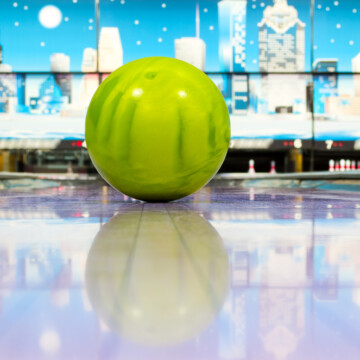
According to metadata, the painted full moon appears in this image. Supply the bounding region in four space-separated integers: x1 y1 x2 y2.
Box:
38 5 62 29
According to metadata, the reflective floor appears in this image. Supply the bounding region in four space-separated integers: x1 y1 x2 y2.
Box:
1 181 360 360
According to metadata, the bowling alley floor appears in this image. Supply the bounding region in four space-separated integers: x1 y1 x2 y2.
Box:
1 177 360 360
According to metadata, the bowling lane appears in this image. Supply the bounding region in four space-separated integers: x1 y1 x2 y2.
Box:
1 181 360 359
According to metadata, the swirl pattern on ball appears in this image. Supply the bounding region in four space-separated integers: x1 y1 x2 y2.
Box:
85 57 230 202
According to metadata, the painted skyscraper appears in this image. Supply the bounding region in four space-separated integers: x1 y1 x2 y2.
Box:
325 57 360 116
218 0 247 115
257 0 306 114
80 48 99 107
50 53 72 104
81 48 97 72
99 27 123 73
352 53 360 97
175 3 206 71
258 0 305 72
0 75 18 113
30 76 68 114
313 59 338 114
79 75 99 108
218 0 247 72
0 45 16 113
175 38 206 71
50 53 70 72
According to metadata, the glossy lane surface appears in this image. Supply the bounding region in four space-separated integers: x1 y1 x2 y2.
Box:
1 181 360 359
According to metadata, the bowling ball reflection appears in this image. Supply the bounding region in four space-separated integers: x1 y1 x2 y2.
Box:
85 204 229 346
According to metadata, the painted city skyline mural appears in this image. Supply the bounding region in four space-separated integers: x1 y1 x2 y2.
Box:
0 0 360 121
0 0 359 72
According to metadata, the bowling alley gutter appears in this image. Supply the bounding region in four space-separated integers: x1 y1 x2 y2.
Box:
0 171 359 182
0 171 98 181
215 171 360 181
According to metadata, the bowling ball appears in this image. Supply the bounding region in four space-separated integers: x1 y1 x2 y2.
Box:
85 204 229 346
85 57 230 202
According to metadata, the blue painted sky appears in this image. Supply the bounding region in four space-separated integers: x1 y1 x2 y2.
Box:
0 0 359 71
314 0 360 70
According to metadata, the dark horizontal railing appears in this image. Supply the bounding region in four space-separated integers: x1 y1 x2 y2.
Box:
0 71 359 76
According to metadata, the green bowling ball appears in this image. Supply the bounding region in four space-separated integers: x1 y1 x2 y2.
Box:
85 205 230 346
85 57 230 202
